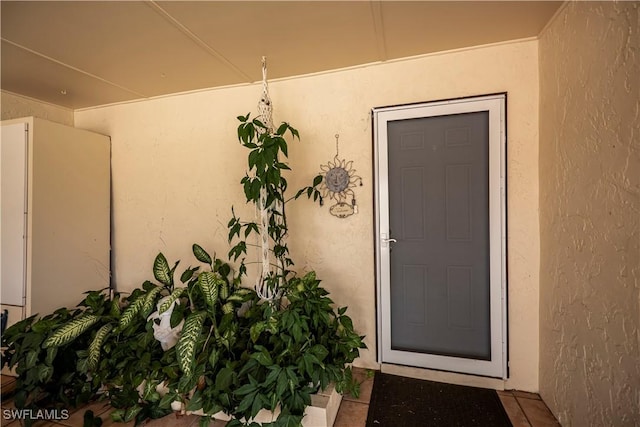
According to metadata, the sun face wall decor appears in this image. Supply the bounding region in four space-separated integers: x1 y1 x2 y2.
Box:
319 134 363 218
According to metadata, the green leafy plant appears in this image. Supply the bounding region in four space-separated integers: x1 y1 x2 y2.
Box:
1 114 366 427
0 292 109 426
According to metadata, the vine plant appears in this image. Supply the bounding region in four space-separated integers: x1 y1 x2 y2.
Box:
228 114 322 297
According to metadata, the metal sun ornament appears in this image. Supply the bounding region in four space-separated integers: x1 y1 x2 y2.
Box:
319 134 363 218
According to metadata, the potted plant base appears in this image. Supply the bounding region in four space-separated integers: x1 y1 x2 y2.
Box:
185 384 342 427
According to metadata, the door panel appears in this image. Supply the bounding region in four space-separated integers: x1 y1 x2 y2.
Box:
388 112 490 360
374 95 506 378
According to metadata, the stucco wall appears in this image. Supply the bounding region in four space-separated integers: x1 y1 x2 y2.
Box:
539 2 640 426
75 39 540 390
1 90 74 126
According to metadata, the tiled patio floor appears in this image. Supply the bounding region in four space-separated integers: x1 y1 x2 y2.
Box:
1 369 560 426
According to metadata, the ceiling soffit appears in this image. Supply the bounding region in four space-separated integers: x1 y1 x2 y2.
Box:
0 1 562 109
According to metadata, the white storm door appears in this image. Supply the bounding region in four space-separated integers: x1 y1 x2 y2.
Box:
373 94 507 378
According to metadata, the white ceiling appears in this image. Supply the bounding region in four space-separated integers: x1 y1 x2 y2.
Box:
1 1 562 110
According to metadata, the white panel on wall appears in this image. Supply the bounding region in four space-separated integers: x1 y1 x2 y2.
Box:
0 122 27 306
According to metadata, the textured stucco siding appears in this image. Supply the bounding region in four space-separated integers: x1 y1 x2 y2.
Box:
539 2 639 426
76 39 542 388
1 91 74 126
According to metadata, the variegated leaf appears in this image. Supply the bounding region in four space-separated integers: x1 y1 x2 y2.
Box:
222 302 234 314
215 335 229 350
43 314 100 348
159 287 186 314
176 311 206 377
197 272 220 309
220 281 229 300
153 252 172 286
110 295 122 317
119 295 145 330
45 347 57 365
226 287 254 302
141 286 163 317
192 244 212 265
208 348 220 370
88 323 113 370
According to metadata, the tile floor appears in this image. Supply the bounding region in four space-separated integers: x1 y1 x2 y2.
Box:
1 370 561 426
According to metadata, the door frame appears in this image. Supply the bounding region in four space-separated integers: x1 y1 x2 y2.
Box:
372 94 508 379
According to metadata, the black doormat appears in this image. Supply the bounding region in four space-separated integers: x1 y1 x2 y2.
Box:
365 372 512 427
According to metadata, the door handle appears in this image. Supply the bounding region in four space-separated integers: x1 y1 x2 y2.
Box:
381 233 397 248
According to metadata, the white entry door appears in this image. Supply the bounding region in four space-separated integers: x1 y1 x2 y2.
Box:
373 94 507 378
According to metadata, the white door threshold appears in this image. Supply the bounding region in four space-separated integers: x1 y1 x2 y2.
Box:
381 363 506 391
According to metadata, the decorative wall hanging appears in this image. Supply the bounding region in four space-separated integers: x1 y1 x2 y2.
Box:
319 134 363 218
